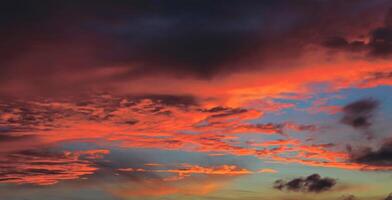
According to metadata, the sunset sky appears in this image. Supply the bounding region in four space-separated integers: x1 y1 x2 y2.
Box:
1 1 392 200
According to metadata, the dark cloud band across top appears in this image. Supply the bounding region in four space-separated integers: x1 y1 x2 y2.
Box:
0 0 391 96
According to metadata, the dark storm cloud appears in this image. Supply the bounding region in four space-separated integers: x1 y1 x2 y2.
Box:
0 0 391 96
350 140 392 167
0 0 291 79
323 8 392 57
273 174 337 193
340 98 379 129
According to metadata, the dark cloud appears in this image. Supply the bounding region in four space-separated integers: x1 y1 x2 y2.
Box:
208 108 248 118
323 8 392 57
340 98 379 138
350 140 392 167
323 36 367 51
199 106 232 113
242 123 285 134
234 122 317 135
273 173 337 193
369 26 392 56
0 0 390 96
0 0 292 82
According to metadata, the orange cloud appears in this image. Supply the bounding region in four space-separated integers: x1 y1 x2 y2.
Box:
119 163 252 182
111 164 251 197
2 56 392 189
0 96 378 176
258 168 278 173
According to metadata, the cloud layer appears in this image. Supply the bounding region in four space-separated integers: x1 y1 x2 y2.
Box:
1 0 391 96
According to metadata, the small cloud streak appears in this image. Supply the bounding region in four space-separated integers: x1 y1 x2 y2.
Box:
258 168 278 174
119 163 252 181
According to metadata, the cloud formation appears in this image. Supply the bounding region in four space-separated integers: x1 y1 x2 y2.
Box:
340 98 379 139
341 98 379 129
1 0 391 97
119 163 252 181
0 149 109 185
350 140 392 167
273 174 337 193
323 8 392 57
0 93 366 176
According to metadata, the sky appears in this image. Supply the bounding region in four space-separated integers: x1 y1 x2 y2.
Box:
1 1 392 200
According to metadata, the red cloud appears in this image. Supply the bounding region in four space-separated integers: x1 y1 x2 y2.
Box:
0 149 109 185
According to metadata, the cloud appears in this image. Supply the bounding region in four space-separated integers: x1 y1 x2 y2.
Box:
0 148 109 185
349 140 392 167
1 0 391 97
323 8 392 57
340 98 379 139
0 93 381 173
219 121 317 135
104 162 252 197
0 0 298 93
366 71 392 81
341 98 379 129
323 37 366 52
119 163 252 181
385 193 392 200
273 174 337 193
